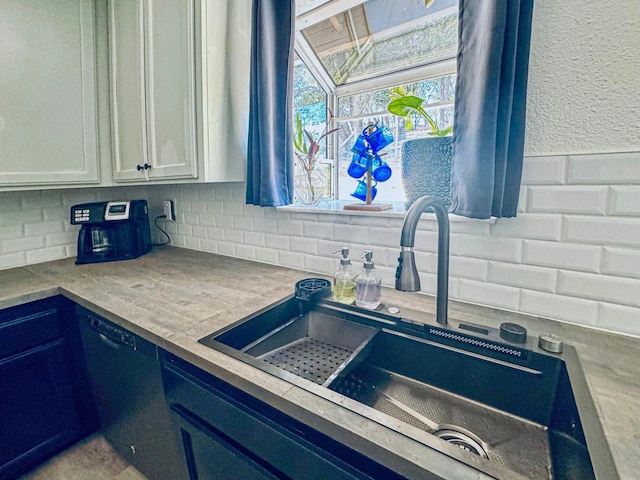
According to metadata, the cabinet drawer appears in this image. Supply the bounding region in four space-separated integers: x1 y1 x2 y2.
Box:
0 301 63 358
162 355 404 480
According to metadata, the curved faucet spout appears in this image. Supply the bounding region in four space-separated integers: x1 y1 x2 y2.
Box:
395 196 450 325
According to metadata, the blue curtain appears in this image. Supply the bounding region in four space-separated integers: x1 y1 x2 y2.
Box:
246 0 296 206
450 0 534 219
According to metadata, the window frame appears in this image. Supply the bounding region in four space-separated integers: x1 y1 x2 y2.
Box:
294 0 458 202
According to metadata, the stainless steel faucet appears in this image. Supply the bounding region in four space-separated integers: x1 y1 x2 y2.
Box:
395 196 450 325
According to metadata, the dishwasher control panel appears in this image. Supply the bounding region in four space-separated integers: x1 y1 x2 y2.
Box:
89 316 137 350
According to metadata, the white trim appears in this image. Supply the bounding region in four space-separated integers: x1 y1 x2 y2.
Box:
296 0 367 31
334 58 456 97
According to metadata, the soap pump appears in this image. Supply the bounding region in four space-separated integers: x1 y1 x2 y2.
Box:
356 250 382 309
332 247 357 304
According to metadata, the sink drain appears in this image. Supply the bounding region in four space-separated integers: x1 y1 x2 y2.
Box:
433 428 489 459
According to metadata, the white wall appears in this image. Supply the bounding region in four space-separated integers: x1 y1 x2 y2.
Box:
525 0 640 155
2 1 640 337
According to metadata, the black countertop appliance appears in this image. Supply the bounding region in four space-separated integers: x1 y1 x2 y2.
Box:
71 200 151 265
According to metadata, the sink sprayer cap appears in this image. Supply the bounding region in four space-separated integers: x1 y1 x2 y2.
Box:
333 247 352 266
361 250 375 270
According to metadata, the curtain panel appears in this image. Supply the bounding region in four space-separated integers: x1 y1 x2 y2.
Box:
246 0 296 206
450 0 535 219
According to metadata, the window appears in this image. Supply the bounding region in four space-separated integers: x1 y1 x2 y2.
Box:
293 0 458 204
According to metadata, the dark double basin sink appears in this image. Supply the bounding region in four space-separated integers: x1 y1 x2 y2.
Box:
199 295 618 479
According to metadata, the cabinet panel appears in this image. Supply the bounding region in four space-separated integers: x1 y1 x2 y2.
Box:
0 0 99 186
110 0 198 182
0 341 82 479
162 354 405 480
172 406 277 480
146 0 197 179
109 0 148 181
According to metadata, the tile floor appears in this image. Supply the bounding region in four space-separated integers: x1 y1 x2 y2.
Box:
18 434 148 480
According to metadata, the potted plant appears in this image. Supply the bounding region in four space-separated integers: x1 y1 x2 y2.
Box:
293 111 338 205
386 86 453 208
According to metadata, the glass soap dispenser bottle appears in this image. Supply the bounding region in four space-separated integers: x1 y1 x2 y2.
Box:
356 250 382 309
332 247 357 304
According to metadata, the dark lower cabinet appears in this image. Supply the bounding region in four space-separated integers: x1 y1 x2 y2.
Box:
0 297 96 480
161 352 406 480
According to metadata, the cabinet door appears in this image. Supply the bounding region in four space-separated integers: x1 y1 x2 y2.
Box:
0 340 83 479
109 0 149 181
145 0 198 180
171 406 278 480
0 0 99 186
110 0 198 182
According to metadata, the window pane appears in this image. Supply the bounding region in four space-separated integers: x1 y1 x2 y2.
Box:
301 0 458 86
336 76 455 203
293 58 328 156
296 0 333 16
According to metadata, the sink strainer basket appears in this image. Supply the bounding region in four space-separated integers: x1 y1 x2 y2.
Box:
295 278 331 302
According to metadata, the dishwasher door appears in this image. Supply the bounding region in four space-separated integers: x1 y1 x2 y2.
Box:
77 307 185 480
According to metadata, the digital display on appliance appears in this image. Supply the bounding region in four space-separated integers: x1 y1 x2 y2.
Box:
109 204 127 214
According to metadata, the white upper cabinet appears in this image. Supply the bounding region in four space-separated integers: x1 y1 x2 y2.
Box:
110 0 198 182
0 0 100 186
109 0 251 184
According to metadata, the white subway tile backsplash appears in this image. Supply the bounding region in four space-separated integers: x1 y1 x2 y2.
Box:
24 221 66 237
222 202 243 216
45 232 76 247
302 221 333 240
192 226 208 239
333 224 369 244
368 226 402 247
521 291 598 326
265 234 290 250
558 271 640 307
609 186 640 216
224 229 243 244
185 237 200 250
458 279 521 311
303 254 333 275
2 236 45 254
488 262 557 292
206 227 224 241
200 239 218 253
198 214 216 227
3 151 640 337
598 303 640 335
0 225 24 240
234 216 254 231
27 246 67 264
235 244 256 260
217 241 236 256
243 231 266 247
450 256 489 281
521 155 566 185
602 247 640 279
278 251 305 270
523 240 601 272
567 152 640 184
527 186 608 214
0 252 27 270
189 201 207 213
490 214 562 241
216 215 234 229
289 237 318 255
565 216 640 247
277 219 304 237
255 247 279 264
253 218 278 234
454 234 522 262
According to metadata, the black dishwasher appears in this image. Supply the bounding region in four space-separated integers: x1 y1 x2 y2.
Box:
77 306 185 480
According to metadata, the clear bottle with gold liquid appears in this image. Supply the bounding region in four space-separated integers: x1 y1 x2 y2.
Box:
332 247 357 304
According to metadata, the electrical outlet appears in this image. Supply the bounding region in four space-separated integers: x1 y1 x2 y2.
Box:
163 200 176 221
